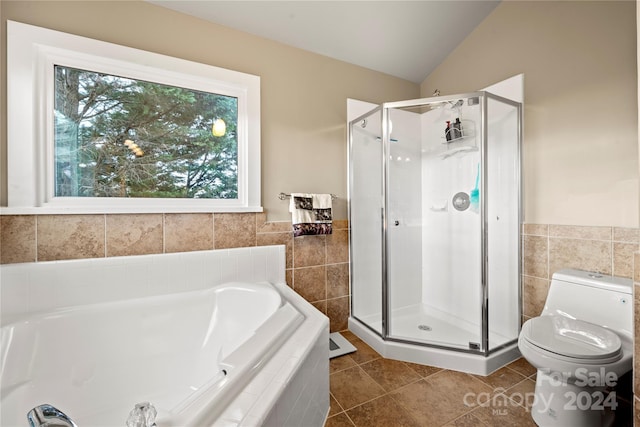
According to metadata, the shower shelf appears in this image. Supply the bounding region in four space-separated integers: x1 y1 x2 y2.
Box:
442 131 475 144
442 119 476 144
437 145 478 159
438 130 478 159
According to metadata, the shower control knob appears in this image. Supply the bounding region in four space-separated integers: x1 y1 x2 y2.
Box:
452 192 470 211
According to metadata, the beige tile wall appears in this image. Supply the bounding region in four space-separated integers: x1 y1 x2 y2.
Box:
0 213 350 332
2 217 636 347
4 216 640 418
522 224 639 322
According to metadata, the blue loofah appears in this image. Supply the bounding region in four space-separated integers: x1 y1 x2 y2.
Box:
470 164 480 212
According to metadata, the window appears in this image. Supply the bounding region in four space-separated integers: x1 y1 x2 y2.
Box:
54 65 240 199
7 21 261 213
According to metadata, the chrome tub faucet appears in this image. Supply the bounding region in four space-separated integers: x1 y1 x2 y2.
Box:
27 404 77 427
27 401 157 427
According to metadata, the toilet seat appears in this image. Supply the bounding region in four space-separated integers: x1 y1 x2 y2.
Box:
522 315 622 362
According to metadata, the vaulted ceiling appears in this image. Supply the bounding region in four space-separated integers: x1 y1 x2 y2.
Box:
148 1 500 83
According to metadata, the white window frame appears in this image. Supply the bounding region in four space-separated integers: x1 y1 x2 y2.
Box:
6 21 261 213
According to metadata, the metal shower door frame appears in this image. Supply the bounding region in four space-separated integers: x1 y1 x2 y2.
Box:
347 91 522 356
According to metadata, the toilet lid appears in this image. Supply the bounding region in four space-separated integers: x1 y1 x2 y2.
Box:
522 316 621 360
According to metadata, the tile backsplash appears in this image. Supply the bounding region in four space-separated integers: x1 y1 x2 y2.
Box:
0 213 349 332
5 215 640 419
2 216 637 333
522 223 639 321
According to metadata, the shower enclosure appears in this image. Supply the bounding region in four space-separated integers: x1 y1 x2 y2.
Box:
348 92 522 375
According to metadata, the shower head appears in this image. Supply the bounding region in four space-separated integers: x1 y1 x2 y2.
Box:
428 99 463 112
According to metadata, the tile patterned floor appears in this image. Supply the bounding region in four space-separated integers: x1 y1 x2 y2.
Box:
326 331 633 427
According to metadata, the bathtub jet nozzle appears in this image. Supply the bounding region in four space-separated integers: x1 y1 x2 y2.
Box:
27 404 77 427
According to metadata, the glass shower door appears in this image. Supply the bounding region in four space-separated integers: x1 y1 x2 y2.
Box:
385 97 484 351
486 94 521 351
349 108 384 336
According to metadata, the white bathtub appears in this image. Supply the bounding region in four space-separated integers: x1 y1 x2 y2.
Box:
0 246 329 427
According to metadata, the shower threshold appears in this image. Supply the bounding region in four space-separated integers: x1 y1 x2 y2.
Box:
349 308 520 375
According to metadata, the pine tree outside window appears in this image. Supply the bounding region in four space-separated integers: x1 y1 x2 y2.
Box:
54 66 239 200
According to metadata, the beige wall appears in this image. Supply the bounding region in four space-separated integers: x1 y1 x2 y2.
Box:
0 1 419 220
5 2 633 226
421 1 638 228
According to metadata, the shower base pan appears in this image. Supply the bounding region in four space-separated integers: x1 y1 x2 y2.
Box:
368 303 513 351
348 316 521 376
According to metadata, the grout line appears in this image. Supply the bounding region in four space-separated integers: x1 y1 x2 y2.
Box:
502 378 535 410
521 273 550 281
503 364 531 379
546 235 614 242
291 236 296 273
328 391 346 415
291 261 349 270
401 362 443 379
546 231 550 280
330 361 356 375
324 245 328 302
211 212 215 250
611 239 615 276
342 410 357 427
385 382 432 425
332 366 385 412
161 213 166 254
103 214 107 257
446 411 480 426
34 215 39 262
338 388 393 416
256 229 350 235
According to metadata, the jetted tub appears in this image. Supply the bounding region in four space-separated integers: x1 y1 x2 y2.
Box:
0 246 329 427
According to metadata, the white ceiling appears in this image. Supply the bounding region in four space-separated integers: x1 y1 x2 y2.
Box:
147 1 500 83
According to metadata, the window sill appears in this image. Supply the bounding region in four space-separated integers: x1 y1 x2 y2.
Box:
0 206 264 215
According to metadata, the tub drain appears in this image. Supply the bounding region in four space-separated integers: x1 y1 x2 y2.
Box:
418 324 432 331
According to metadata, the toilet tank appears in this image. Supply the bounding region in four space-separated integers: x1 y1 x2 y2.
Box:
542 269 633 338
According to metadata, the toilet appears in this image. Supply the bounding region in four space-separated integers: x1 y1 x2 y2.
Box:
518 269 633 427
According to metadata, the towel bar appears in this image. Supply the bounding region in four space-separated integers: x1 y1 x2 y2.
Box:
278 192 337 200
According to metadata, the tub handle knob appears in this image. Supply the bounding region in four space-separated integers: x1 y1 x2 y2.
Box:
126 402 157 427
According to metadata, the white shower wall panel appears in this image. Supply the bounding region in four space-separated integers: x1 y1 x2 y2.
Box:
350 124 384 322
387 109 422 311
420 106 482 331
